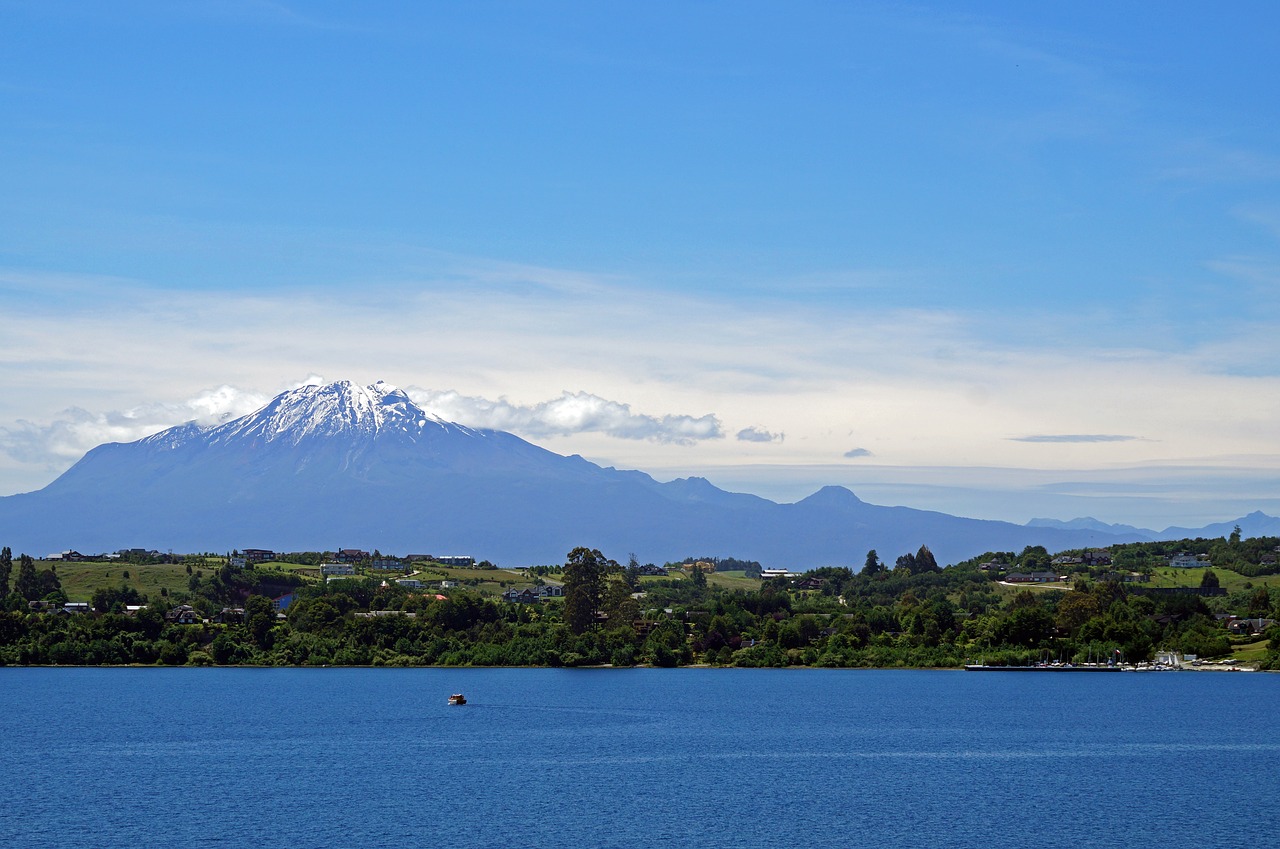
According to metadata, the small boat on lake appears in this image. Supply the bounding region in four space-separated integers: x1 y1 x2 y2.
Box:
448 693 467 705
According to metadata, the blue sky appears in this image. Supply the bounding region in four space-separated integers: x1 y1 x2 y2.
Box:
3 1 1280 528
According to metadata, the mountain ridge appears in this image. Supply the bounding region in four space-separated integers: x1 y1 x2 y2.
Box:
1 380 1273 566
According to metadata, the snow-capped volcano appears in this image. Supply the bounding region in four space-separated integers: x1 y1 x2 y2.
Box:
91 379 574 487
142 380 471 448
0 380 1154 565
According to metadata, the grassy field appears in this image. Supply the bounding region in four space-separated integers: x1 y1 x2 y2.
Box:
707 570 762 591
997 580 1072 594
51 562 195 603
639 569 761 592
46 558 548 603
406 565 540 598
408 565 529 583
1228 638 1272 664
994 567 1280 598
1145 567 1280 594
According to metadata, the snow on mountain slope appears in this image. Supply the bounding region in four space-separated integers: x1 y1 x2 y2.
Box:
139 380 475 447
53 379 597 490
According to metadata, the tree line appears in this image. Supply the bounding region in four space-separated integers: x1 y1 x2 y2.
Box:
2 538 1278 668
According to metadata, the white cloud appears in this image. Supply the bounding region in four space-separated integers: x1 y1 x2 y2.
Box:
410 388 722 444
0 384 270 468
288 373 327 389
736 426 783 443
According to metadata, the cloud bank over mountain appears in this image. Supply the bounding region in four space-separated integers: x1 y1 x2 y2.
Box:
0 385 270 469
408 388 722 444
0 381 728 474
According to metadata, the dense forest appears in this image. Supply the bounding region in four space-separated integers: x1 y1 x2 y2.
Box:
0 540 1277 669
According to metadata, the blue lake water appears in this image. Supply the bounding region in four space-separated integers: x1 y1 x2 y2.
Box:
1 667 1276 848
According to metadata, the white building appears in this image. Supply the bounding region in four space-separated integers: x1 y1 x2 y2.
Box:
321 562 356 575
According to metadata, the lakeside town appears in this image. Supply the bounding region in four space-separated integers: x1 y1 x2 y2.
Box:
2 530 1278 670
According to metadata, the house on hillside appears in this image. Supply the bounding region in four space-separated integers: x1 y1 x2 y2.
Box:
165 605 202 625
1168 554 1205 569
214 607 245 624
321 562 355 576
1005 571 1059 583
336 549 370 563
1227 617 1275 635
501 588 540 604
241 549 275 563
436 555 474 567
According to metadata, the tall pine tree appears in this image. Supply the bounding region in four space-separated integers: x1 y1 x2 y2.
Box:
0 546 11 598
863 549 882 575
15 554 38 601
562 547 614 634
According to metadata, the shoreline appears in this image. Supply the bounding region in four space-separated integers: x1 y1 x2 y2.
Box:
0 662 1266 671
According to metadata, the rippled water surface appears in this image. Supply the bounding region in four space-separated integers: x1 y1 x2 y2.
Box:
1 667 1275 848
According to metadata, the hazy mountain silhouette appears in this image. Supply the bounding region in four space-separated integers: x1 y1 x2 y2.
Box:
0 381 1267 567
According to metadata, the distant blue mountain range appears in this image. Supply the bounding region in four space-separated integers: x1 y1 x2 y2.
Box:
1025 510 1280 541
0 381 1274 568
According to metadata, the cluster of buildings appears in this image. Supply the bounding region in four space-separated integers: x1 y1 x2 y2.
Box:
44 548 168 562
1003 571 1066 584
27 600 93 615
234 549 475 566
